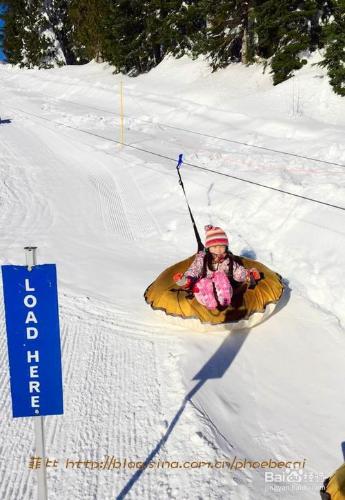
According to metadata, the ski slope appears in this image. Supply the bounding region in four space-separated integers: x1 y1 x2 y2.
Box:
0 54 345 500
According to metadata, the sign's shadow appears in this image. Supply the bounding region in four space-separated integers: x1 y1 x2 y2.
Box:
115 328 250 499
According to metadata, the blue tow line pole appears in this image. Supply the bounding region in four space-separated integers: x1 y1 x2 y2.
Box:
176 154 204 252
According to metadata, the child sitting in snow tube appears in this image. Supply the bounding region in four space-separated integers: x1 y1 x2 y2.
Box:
173 225 260 310
144 223 284 328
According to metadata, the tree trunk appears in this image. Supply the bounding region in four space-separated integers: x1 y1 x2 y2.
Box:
241 5 254 64
242 27 248 64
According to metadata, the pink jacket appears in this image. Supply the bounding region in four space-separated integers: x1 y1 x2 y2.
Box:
178 251 249 285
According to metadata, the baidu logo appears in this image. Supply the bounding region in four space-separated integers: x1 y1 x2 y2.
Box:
264 468 325 494
265 469 304 483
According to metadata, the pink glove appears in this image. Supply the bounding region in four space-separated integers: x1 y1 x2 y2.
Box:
173 272 183 283
173 273 192 289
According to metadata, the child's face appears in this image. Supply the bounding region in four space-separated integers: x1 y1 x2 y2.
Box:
209 245 227 256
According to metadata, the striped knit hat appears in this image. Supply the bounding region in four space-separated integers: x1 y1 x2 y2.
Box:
204 225 229 248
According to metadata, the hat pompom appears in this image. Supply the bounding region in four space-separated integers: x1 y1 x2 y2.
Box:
204 225 229 248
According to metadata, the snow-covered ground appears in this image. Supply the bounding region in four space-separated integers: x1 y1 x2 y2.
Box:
0 54 345 499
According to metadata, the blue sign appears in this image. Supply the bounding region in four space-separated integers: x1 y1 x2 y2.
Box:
1 265 63 418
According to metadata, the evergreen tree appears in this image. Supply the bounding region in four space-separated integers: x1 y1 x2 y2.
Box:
99 1 205 74
162 0 206 59
255 1 321 85
101 1 168 74
3 0 47 67
1 0 62 67
68 0 111 63
309 0 334 49
141 0 168 66
193 0 254 70
1 0 28 64
45 0 77 65
319 0 345 96
254 0 281 59
2 0 89 66
100 0 148 74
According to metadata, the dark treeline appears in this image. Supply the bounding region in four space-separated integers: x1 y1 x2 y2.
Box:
1 0 345 95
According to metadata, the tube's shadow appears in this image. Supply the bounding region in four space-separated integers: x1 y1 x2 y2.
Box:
0 118 12 125
272 278 291 316
115 329 250 499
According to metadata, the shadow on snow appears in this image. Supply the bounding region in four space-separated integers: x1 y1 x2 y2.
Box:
115 328 250 499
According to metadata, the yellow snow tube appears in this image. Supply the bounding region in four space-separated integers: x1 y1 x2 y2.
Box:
322 463 345 499
144 253 284 328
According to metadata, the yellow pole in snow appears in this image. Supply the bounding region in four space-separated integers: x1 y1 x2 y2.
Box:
120 79 124 145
